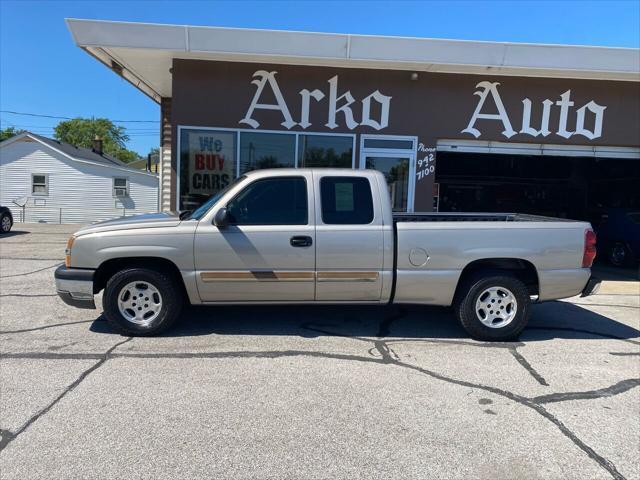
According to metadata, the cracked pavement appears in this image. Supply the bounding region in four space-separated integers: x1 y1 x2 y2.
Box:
1 224 639 479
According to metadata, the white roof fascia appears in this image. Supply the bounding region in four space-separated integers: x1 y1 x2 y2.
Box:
66 18 640 101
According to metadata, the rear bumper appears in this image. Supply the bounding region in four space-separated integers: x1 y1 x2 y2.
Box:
54 266 96 309
581 276 602 297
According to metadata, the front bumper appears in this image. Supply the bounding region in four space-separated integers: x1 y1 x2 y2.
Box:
54 266 96 309
581 276 602 297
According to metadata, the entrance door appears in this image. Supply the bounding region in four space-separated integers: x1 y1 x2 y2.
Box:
194 173 315 302
360 136 416 213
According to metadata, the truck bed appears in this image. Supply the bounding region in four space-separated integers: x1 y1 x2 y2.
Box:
393 213 575 223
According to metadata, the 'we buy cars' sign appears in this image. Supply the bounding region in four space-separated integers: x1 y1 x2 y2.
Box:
188 132 234 193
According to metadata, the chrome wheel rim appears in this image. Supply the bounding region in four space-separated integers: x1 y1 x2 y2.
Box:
475 286 518 329
117 281 162 326
1 216 10 232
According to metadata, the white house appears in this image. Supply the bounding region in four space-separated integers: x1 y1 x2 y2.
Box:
0 132 159 224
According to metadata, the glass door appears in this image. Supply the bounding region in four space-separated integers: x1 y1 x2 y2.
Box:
360 136 416 213
363 155 411 212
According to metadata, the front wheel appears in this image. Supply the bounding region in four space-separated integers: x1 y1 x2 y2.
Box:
0 213 12 233
455 274 531 341
103 268 183 336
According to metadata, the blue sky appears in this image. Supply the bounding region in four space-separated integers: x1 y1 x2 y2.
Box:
1 0 639 155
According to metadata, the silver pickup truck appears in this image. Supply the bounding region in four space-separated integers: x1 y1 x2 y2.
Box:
55 168 600 340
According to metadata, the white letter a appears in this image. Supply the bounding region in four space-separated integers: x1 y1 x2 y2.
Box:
239 71 296 129
462 81 516 139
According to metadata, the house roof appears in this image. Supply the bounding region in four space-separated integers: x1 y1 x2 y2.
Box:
66 19 640 103
0 132 157 177
29 133 127 167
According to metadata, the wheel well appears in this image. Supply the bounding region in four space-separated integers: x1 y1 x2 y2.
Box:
93 257 187 296
454 258 539 299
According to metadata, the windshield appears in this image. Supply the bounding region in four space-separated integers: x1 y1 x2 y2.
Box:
184 176 247 220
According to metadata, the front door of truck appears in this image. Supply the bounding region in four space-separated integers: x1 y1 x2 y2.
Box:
194 173 315 302
314 173 385 302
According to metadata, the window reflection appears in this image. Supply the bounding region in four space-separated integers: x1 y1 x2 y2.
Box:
240 132 295 174
299 135 353 168
365 156 409 211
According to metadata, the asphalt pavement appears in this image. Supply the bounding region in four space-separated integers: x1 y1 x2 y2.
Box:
0 223 638 480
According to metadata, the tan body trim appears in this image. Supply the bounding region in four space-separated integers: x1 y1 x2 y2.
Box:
316 271 379 282
200 271 314 282
200 271 379 282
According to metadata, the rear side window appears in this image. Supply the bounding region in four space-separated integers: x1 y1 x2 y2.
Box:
320 177 374 224
227 177 307 225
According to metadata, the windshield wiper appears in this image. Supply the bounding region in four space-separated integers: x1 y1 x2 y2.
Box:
179 210 192 220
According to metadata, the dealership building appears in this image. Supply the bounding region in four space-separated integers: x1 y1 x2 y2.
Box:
67 19 640 222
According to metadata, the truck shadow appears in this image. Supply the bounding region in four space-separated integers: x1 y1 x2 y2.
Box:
592 262 639 282
91 300 639 343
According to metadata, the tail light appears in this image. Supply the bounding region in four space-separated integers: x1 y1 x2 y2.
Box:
582 229 597 268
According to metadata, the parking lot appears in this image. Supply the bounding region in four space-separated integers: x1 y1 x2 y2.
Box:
0 223 638 480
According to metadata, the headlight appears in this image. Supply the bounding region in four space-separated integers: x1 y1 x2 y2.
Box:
65 236 75 267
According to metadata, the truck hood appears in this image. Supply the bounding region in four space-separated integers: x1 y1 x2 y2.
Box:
75 212 182 236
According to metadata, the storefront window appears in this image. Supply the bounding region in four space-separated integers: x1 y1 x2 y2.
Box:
239 132 296 174
179 128 237 211
298 134 353 168
178 128 355 210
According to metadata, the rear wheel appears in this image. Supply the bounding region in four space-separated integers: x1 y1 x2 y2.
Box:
103 268 183 336
609 242 630 267
455 274 531 341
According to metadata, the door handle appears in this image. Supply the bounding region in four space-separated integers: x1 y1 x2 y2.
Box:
290 235 312 247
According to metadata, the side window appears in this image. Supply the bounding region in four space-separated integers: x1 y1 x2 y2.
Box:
320 177 374 225
113 177 129 197
32 174 48 195
227 177 308 225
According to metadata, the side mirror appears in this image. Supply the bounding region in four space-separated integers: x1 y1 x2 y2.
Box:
213 207 229 228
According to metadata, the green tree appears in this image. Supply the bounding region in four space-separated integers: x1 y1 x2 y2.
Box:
54 118 141 163
0 126 26 142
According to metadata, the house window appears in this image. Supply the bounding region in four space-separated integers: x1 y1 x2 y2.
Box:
32 174 48 195
113 178 129 197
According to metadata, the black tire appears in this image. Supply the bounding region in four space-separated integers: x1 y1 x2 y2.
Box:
454 274 531 341
608 242 630 267
0 213 12 233
102 268 183 336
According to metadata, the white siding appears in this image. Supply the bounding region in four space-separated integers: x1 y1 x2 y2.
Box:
0 139 158 224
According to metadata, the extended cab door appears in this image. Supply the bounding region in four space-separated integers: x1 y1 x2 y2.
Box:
314 172 385 301
194 172 315 302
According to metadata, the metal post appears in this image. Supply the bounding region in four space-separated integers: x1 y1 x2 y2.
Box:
59 208 62 224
